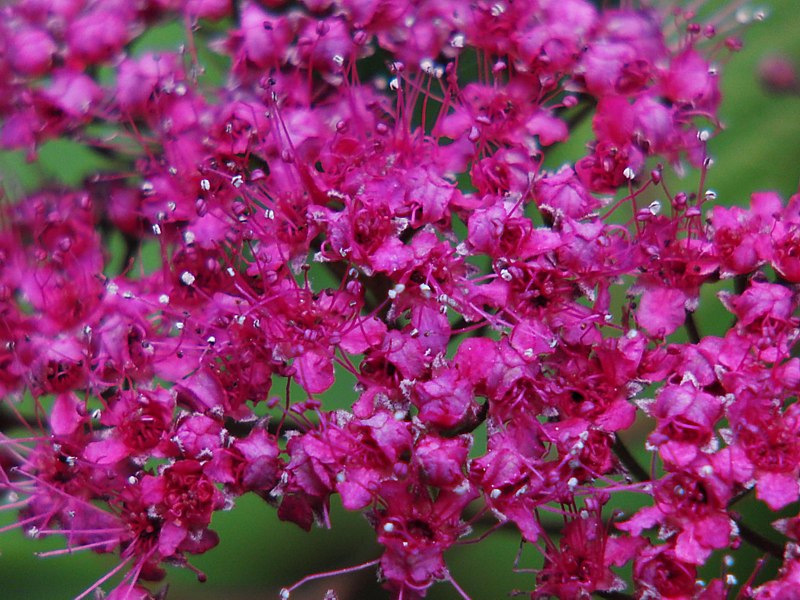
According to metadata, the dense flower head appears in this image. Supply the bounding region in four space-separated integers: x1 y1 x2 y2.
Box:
0 0 798 599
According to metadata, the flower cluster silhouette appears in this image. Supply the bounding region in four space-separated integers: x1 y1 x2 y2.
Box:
1 1 798 599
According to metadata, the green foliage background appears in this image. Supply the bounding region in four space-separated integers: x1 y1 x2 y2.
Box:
1 1 799 598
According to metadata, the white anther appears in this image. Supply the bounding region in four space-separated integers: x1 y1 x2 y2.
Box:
736 8 753 23
265 208 275 219
453 480 471 495
183 230 196 245
724 555 734 567
450 33 465 48
152 224 162 235
648 200 661 216
332 54 344 66
207 336 216 345
491 2 505 16
383 522 395 533
388 283 405 299
200 179 211 191
128 476 138 485
490 488 502 499
567 477 578 490
180 271 196 286
231 175 244 188
698 129 711 142
500 269 512 281
389 78 400 91
159 294 170 304
623 167 636 180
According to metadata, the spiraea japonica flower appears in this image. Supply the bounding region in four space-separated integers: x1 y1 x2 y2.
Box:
1 0 799 599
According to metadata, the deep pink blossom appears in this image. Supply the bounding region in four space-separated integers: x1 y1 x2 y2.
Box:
0 1 797 599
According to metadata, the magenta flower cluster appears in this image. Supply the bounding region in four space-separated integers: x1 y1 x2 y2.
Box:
0 0 798 598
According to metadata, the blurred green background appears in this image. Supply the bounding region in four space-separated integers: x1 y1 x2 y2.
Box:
1 0 800 598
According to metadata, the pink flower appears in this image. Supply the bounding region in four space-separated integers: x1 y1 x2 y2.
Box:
0 0 797 598
6 27 57 76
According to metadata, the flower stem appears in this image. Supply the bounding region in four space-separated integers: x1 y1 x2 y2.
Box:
612 435 650 483
684 310 701 344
